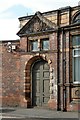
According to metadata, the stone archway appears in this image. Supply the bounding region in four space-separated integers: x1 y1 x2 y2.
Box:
24 56 43 107
24 55 57 109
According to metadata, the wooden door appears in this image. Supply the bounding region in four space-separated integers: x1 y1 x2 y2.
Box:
32 60 50 107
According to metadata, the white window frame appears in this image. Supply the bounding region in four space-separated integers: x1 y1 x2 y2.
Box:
73 48 80 84
73 48 80 57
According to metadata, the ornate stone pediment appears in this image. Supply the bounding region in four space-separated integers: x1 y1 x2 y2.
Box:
17 12 56 36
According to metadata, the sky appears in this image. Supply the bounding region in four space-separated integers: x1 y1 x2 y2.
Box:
0 0 80 40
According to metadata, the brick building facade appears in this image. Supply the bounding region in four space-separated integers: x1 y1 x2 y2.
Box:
1 5 80 111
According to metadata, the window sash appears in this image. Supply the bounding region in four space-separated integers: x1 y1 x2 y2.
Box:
30 40 38 51
41 39 49 50
73 56 80 83
73 48 80 83
72 35 80 83
72 35 80 46
73 49 80 57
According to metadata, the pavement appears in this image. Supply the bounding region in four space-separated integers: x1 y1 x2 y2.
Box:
0 107 80 120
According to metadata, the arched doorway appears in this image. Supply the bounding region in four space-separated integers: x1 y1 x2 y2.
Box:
32 59 50 107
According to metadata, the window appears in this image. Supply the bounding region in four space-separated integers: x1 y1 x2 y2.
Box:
72 35 80 83
41 38 49 50
72 35 80 46
29 38 49 52
73 13 80 23
30 40 38 51
73 49 80 83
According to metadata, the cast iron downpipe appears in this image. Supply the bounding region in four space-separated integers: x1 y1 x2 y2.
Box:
57 28 61 111
62 28 67 111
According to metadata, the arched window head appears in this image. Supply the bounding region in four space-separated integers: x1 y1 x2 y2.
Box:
73 13 80 23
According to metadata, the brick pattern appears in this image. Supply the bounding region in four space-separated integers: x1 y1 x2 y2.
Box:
2 42 20 107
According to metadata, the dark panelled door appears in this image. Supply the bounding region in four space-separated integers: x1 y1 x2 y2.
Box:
32 60 50 107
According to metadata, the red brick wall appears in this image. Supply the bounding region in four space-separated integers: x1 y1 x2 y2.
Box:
2 41 20 107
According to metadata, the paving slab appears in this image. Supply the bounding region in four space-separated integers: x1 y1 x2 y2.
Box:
0 107 80 120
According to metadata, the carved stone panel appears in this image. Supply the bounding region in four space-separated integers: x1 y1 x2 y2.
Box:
72 87 80 99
